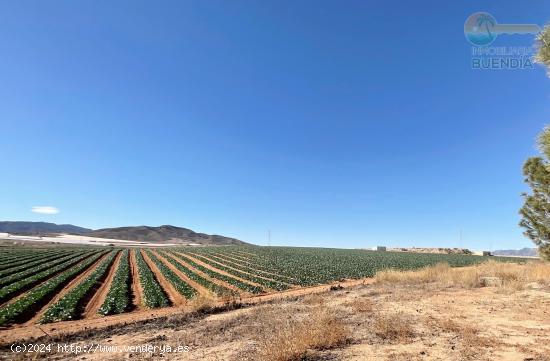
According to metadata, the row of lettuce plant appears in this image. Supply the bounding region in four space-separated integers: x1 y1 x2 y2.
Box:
0 251 99 303
98 250 131 315
0 252 84 286
170 252 264 294
0 250 74 272
185 251 290 291
40 251 118 323
159 251 236 297
0 251 107 326
134 250 170 308
144 250 197 300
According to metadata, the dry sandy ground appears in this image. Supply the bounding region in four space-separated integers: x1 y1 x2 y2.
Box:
3 262 549 361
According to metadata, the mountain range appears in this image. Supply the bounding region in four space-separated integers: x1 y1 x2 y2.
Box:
0 221 247 245
0 221 92 234
492 248 538 257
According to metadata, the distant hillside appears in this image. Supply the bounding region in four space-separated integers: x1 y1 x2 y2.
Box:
86 225 247 245
0 221 92 235
0 222 247 245
492 248 538 257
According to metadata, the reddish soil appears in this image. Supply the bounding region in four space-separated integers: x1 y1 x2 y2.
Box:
140 250 185 306
0 277 374 344
83 251 123 318
151 250 215 298
24 251 112 325
175 252 266 291
129 249 143 310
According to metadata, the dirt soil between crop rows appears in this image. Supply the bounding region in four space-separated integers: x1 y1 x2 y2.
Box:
23 251 112 325
129 249 143 311
83 251 123 318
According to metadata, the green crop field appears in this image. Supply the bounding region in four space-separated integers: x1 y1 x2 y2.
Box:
0 246 529 327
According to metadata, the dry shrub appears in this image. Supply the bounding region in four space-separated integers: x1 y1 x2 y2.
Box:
189 294 217 313
302 294 325 306
432 317 499 360
458 326 500 360
375 263 457 285
345 297 374 313
219 291 241 306
375 260 550 290
372 311 415 342
252 306 349 361
436 317 464 333
475 260 550 291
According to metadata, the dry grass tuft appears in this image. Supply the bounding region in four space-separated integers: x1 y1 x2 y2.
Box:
251 305 349 361
372 311 416 342
375 260 550 291
436 317 464 334
302 294 325 306
431 317 500 360
374 262 480 288
188 294 217 313
344 297 374 313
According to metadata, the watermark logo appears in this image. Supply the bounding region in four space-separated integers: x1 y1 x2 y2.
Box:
464 12 540 46
464 12 541 70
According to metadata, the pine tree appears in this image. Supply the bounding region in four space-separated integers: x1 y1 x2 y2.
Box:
519 26 550 260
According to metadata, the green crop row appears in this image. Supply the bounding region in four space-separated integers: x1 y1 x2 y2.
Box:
0 251 75 278
144 250 197 300
207 251 297 283
40 251 118 323
186 252 290 291
0 250 72 271
209 252 297 283
0 252 84 286
171 252 264 294
98 250 131 315
159 251 236 297
0 251 98 303
134 250 169 308
0 251 107 326
0 250 55 262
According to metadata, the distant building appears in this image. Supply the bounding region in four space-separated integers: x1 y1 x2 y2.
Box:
377 246 387 252
482 251 492 256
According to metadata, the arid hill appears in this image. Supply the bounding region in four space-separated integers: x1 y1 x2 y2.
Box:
0 221 92 235
86 225 248 245
0 221 248 245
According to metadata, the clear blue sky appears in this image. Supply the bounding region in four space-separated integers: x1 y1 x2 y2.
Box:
2 1 550 249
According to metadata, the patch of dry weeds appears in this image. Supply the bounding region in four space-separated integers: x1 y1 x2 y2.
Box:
428 316 500 360
248 305 350 361
344 297 374 313
375 260 550 292
372 311 416 343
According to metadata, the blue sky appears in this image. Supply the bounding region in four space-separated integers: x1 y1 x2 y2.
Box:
2 1 550 249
